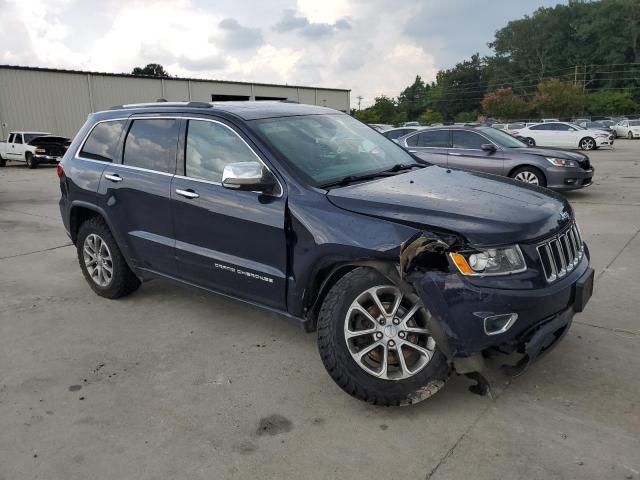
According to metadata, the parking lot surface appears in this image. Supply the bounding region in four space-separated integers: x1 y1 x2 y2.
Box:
1 141 639 480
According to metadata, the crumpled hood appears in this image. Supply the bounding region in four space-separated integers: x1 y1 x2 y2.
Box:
515 146 589 163
327 166 572 246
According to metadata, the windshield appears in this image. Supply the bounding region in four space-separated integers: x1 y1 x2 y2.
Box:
477 127 527 148
629 120 640 126
251 114 420 187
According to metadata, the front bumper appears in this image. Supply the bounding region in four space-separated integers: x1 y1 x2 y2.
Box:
546 166 594 191
409 254 593 370
34 154 62 164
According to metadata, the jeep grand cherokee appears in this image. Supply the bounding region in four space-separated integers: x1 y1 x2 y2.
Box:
58 102 594 405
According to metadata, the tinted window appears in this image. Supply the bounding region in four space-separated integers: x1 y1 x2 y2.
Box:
8 134 14 143
123 119 180 172
452 130 486 149
14 134 23 144
553 123 572 131
80 120 127 162
384 129 410 140
407 130 449 147
185 120 258 183
508 123 525 129
529 124 552 131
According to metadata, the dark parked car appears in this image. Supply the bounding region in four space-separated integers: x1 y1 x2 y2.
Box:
398 126 594 190
58 102 593 405
381 126 424 141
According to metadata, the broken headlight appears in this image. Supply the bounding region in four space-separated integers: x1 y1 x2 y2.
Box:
449 245 526 276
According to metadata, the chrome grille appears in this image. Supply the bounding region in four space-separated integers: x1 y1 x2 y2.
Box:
537 223 584 282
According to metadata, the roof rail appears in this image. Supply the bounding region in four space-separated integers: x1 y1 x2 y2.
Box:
108 101 213 110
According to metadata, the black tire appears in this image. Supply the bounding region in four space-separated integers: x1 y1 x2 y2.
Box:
76 217 141 299
510 166 547 187
25 152 37 169
317 267 451 406
628 131 633 140
0 155 6 167
579 137 596 150
525 137 536 147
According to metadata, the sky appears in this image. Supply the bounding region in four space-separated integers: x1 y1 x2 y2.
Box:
0 0 562 108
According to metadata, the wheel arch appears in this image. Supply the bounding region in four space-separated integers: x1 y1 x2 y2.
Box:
508 163 546 180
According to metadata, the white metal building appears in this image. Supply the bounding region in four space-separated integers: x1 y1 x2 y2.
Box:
0 65 351 139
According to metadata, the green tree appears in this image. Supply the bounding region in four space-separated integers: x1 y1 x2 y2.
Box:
588 90 637 115
481 87 530 120
418 109 444 125
532 79 585 117
454 110 480 123
434 54 486 120
132 63 170 77
397 75 430 121
353 109 380 124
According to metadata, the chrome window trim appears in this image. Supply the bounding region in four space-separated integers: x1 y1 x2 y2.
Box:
181 116 284 198
74 114 284 197
75 117 130 163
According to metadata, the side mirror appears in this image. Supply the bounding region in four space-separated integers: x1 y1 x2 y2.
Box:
222 162 276 193
481 143 497 152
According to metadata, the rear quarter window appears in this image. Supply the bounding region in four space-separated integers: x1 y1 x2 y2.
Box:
79 120 127 162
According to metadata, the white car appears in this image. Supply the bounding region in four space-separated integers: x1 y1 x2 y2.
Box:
613 119 640 139
491 122 526 134
515 122 614 150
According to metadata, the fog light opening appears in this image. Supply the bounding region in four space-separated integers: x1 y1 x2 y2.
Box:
483 313 518 335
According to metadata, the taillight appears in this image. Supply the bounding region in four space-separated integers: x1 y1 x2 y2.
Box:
56 163 64 178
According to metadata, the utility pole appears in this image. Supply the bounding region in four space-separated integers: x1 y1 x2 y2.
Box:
574 65 578 86
357 95 363 110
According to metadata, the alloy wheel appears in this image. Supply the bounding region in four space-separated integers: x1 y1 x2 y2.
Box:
343 286 436 380
514 171 540 185
581 138 595 150
83 233 113 287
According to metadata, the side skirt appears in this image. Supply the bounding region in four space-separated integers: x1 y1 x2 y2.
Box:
137 267 311 331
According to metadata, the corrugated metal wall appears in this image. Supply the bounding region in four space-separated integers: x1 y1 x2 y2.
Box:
0 67 350 139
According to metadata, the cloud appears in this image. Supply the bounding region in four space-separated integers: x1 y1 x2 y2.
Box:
215 18 264 50
272 9 351 38
273 9 309 32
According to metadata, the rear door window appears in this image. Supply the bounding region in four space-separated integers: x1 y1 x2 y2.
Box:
407 129 449 147
123 119 180 173
80 120 127 162
452 130 486 149
8 134 14 143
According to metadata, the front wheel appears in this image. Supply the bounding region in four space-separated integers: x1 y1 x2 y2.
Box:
0 155 6 167
525 137 536 147
579 137 596 150
25 152 37 169
511 166 547 187
628 131 634 140
317 268 450 406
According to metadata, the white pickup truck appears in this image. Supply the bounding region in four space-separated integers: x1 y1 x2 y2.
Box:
0 131 71 168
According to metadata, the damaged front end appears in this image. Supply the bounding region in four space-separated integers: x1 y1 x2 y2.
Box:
391 230 590 394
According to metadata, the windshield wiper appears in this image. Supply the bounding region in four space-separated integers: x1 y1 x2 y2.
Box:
382 163 425 173
320 164 425 189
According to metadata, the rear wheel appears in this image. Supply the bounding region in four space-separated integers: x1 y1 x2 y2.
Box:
511 166 546 187
579 137 596 150
76 217 141 299
525 137 536 147
317 268 450 406
25 152 37 169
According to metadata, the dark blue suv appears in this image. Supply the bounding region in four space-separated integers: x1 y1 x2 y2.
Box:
58 102 594 405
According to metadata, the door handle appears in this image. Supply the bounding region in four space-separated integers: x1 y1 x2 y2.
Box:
175 188 199 199
104 173 123 182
